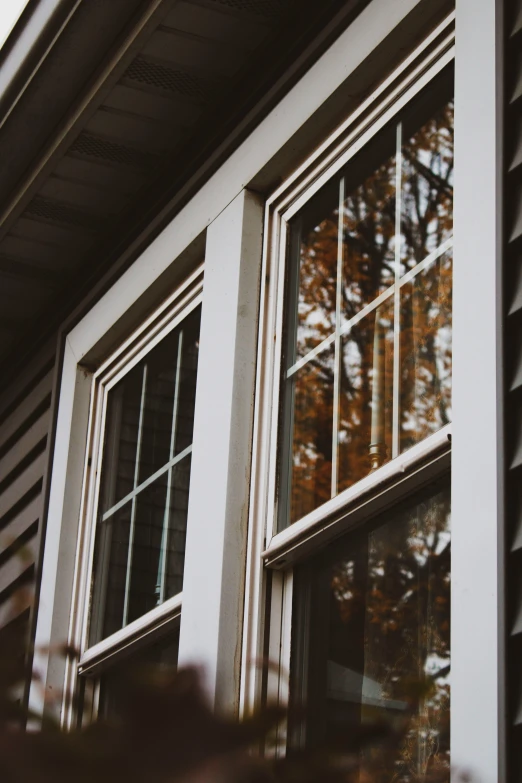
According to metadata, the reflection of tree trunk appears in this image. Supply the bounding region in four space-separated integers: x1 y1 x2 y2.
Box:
369 306 387 470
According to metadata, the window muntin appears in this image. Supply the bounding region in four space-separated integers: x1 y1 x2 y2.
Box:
290 481 451 780
89 306 200 645
280 68 453 529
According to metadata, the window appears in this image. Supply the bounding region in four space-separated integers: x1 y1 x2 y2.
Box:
243 20 455 779
70 267 203 711
280 68 453 528
90 306 200 645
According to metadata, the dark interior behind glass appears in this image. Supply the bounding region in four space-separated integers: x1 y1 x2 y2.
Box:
290 480 451 782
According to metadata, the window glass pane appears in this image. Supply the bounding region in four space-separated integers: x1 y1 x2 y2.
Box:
173 308 200 456
280 67 453 529
400 250 452 452
99 365 143 512
99 628 179 720
338 296 394 492
341 126 396 323
90 306 200 645
282 347 334 526
291 482 451 780
401 91 454 273
164 454 191 599
290 180 339 362
91 502 131 642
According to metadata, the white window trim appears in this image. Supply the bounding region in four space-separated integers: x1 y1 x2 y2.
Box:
61 268 203 728
29 3 504 779
70 268 201 672
240 21 455 724
451 1 504 781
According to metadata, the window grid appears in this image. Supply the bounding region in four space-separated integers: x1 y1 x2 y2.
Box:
70 276 203 688
284 121 453 507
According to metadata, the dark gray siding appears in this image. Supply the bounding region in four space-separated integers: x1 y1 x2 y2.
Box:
0 338 56 688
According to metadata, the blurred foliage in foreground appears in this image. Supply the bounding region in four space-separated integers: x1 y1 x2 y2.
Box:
0 617 472 783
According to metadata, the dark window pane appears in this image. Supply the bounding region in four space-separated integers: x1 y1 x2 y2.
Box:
281 347 334 526
99 365 143 513
173 308 200 456
137 331 180 486
90 459 191 644
400 250 452 452
90 502 132 644
91 306 200 643
127 474 170 624
99 629 179 720
338 297 394 492
165 455 191 599
341 126 396 323
291 483 451 781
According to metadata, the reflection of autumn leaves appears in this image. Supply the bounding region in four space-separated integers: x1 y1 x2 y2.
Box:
290 101 454 524
291 356 333 522
400 252 452 450
297 217 338 356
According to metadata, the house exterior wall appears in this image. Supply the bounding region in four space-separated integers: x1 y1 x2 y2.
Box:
0 0 512 778
0 334 58 701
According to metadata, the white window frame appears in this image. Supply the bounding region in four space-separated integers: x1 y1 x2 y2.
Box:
30 1 504 779
59 265 203 720
240 17 455 731
240 4 505 779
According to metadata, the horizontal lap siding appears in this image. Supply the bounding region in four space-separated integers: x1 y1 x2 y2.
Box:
0 339 57 700
505 0 522 778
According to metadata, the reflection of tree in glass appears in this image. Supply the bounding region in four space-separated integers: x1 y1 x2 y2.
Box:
330 490 451 781
287 97 454 523
401 102 454 268
342 158 396 321
337 154 396 491
400 251 452 452
290 350 334 523
296 215 338 358
400 102 453 451
338 301 394 492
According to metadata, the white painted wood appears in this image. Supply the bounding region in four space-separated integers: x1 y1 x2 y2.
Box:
452 1 504 780
29 339 92 721
178 189 264 713
78 592 182 673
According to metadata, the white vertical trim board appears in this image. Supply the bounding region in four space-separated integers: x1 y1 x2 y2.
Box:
29 339 92 721
452 0 503 781
178 189 264 713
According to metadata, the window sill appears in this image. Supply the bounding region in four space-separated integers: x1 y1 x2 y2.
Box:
78 592 182 676
264 424 451 568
